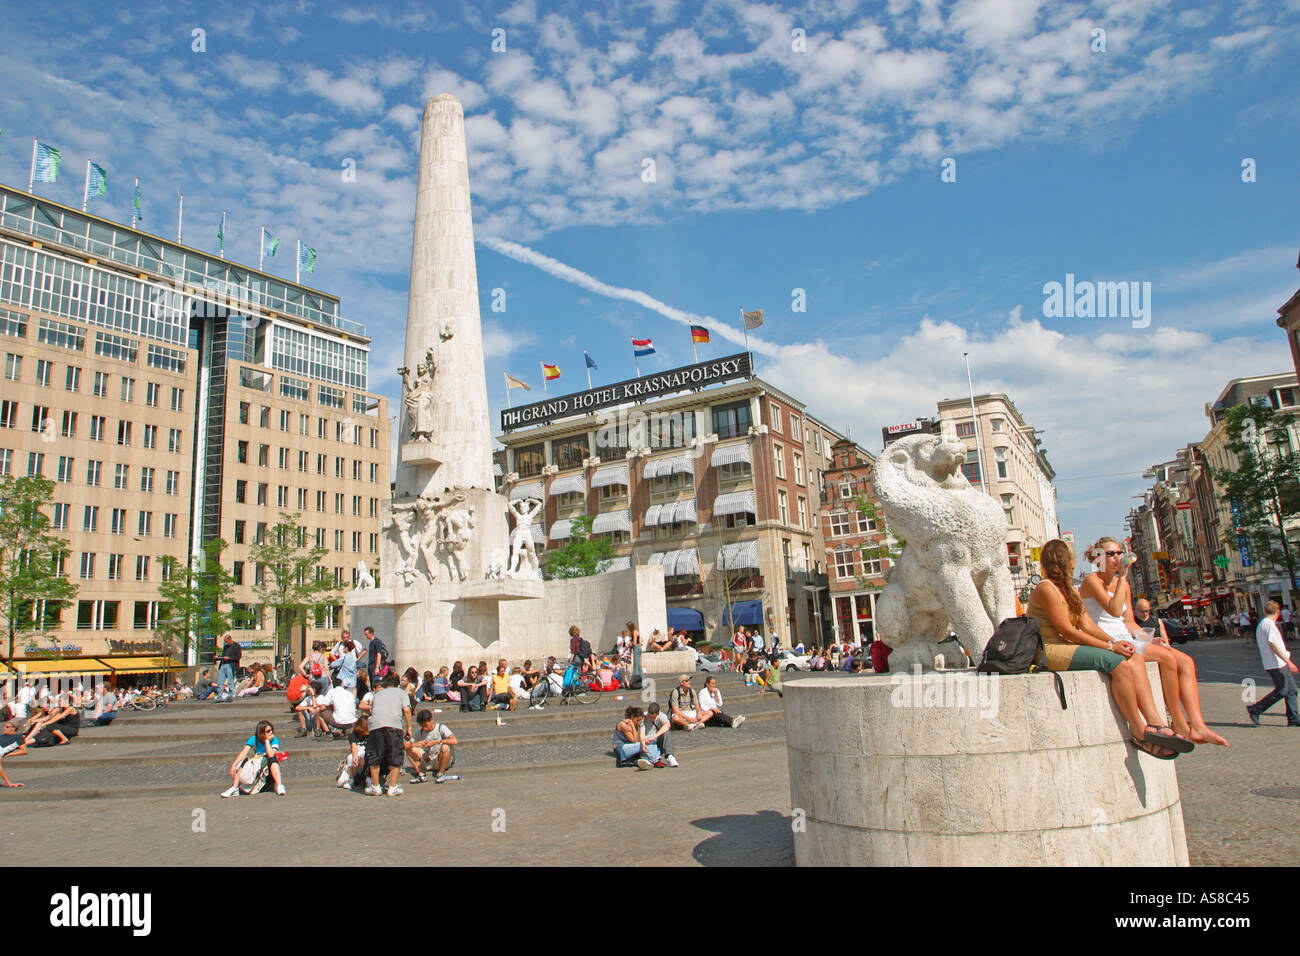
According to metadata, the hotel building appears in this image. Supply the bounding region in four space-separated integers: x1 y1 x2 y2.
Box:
0 184 389 672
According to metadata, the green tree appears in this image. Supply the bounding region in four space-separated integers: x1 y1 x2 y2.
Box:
156 538 245 663
249 512 337 662
852 492 902 587
0 476 77 662
542 515 615 579
1211 403 1300 609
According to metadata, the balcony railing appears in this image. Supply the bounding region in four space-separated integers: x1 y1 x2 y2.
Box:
730 574 764 591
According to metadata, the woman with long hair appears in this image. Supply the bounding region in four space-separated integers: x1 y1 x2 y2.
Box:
222 719 286 797
1080 537 1227 747
1028 540 1192 760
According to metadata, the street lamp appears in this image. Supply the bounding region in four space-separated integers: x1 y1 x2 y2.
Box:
802 584 827 647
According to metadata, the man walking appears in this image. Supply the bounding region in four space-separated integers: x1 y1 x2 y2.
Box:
363 625 388 686
216 635 241 702
1247 601 1299 727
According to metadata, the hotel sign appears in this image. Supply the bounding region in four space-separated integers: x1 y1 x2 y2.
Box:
501 352 752 431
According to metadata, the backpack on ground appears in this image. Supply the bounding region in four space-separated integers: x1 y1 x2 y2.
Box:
976 616 1067 710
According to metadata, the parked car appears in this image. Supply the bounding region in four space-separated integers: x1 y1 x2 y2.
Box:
1161 619 1198 645
775 650 811 672
697 652 731 673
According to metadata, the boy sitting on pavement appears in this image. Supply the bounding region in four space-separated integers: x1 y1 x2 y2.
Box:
406 709 458 783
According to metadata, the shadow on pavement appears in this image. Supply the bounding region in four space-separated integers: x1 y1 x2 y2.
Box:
690 810 795 866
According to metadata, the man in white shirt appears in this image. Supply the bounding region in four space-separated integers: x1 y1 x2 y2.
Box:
315 678 359 735
1282 605 1295 638
1239 610 1253 642
1247 601 1298 727
697 676 746 729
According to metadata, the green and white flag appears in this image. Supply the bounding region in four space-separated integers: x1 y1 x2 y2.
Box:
132 178 143 226
217 210 226 257
32 141 62 182
87 162 107 199
298 243 316 275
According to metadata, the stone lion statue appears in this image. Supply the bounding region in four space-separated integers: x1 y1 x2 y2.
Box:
873 434 1016 671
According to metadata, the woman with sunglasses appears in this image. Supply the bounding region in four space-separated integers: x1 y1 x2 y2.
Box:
1081 538 1227 747
221 719 287 797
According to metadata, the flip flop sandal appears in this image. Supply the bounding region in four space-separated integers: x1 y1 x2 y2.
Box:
1131 736 1177 760
1145 725 1195 753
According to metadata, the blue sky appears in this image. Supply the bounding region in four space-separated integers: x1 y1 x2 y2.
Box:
1 0 1298 556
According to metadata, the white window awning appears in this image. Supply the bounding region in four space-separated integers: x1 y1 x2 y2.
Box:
509 480 544 501
493 463 503 476
713 489 756 516
549 518 573 540
647 551 670 566
644 503 663 526
711 442 752 467
644 454 694 479
591 464 628 488
716 540 760 570
672 547 700 576
663 498 697 525
597 556 631 573
531 524 546 545
549 473 586 497
592 510 631 534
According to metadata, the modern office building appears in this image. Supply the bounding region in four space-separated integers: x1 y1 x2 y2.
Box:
494 353 840 648
935 393 1059 589
0 183 390 671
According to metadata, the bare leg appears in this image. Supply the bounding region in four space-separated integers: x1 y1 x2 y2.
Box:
1140 644 1187 736
268 761 283 788
1170 647 1228 746
437 745 451 773
1107 660 1151 740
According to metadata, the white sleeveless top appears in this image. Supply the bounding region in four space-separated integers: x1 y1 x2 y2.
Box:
1082 579 1150 650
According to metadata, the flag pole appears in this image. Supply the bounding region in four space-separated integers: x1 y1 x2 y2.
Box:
131 178 140 229
296 239 301 285
218 210 226 259
584 350 592 390
176 191 183 243
82 160 90 212
740 308 751 372
540 362 547 395
259 226 265 271
28 139 37 193
505 372 512 409
633 344 641 379
691 336 699 364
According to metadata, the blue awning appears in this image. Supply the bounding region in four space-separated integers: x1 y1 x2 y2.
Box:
722 600 763 627
667 607 705 631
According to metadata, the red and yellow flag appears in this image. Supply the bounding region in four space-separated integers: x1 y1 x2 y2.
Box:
542 363 561 381
690 325 710 343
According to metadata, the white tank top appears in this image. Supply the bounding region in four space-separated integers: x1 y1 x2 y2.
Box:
1083 579 1149 649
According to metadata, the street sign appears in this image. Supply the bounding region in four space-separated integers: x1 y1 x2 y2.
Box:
1152 551 1169 560
1030 547 1042 562
1176 502 1192 510
1213 555 1228 568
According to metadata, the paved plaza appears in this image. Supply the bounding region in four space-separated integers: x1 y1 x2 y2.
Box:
4 640 1296 867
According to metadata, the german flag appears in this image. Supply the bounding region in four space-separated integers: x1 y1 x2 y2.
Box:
690 325 710 344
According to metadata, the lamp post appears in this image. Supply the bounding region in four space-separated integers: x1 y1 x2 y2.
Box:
802 584 827 647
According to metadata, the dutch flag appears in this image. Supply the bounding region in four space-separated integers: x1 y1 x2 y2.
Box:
632 338 655 357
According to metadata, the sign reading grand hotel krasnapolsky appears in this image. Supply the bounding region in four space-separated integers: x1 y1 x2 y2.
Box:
501 352 752 431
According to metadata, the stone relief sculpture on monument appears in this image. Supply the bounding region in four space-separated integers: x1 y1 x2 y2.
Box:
872 433 1017 671
398 347 437 442
385 504 421 588
355 560 376 590
434 491 475 582
507 497 543 579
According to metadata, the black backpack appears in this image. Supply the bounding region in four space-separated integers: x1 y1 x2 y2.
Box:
977 616 1067 710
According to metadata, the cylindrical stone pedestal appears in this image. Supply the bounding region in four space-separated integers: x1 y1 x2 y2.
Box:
786 666 1189 866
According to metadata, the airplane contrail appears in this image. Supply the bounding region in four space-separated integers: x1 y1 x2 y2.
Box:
477 236 780 356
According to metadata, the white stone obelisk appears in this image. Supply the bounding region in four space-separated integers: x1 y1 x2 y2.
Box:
397 94 494 497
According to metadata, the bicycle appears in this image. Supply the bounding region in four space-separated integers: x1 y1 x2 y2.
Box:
275 654 296 688
529 663 599 707
128 689 167 711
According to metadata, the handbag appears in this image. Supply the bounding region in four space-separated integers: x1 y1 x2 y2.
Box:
446 690 461 702
237 756 267 794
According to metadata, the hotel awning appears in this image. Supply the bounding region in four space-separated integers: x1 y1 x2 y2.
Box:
592 510 631 534
531 524 546 545
645 503 663 526
597 556 631 573
646 499 697 526
716 540 760 570
711 442 752 467
722 600 763 627
713 489 756 516
549 518 573 541
643 455 694 479
549 473 586 497
667 607 705 631
100 656 185 674
509 480 544 501
590 464 628 488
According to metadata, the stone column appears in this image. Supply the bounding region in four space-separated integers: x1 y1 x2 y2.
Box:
398 94 494 497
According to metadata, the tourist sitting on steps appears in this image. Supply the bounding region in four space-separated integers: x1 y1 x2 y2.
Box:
698 676 746 729
613 705 661 769
1028 539 1194 760
668 674 716 731
406 710 457 783
1080 537 1228 748
641 702 678 766
336 716 369 789
222 720 286 797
